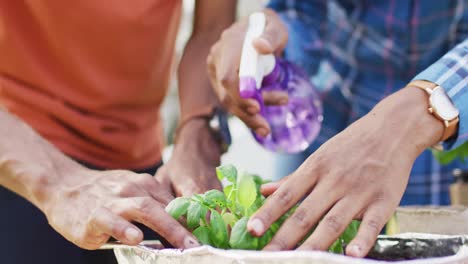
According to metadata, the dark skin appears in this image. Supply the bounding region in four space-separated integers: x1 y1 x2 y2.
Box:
0 1 237 250
156 0 237 197
207 10 448 257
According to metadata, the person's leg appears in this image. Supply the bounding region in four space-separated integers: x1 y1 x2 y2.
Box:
0 186 88 264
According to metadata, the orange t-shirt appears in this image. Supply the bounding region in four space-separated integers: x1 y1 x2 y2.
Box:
0 0 182 169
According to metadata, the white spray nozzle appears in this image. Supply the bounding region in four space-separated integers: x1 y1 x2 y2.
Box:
239 12 275 89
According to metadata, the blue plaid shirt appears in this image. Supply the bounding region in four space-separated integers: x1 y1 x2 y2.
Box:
269 0 468 205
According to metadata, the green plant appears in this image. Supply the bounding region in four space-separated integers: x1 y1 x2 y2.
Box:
165 164 360 253
433 141 468 165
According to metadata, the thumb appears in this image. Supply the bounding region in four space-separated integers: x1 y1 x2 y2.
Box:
153 168 176 204
253 9 288 54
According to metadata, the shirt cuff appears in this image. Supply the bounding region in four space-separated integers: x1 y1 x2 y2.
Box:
412 39 468 150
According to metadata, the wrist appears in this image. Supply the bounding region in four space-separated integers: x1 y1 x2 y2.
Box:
371 87 444 157
176 118 212 145
176 107 231 156
175 118 222 160
0 155 58 210
18 154 88 213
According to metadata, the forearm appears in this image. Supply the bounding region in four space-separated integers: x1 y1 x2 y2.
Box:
0 109 82 210
371 87 444 158
177 1 236 123
178 33 221 121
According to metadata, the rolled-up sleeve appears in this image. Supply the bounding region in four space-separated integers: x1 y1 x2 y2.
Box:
413 39 468 150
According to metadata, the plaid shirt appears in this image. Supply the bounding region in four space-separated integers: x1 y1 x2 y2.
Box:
269 0 468 205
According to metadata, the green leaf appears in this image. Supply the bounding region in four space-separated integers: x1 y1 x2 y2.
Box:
229 217 259 250
252 174 269 193
257 229 274 250
327 221 360 254
341 220 360 244
204 190 227 208
236 171 257 210
222 212 237 227
209 210 229 248
187 202 203 229
165 197 190 220
433 141 468 164
192 194 205 202
251 196 265 212
223 184 234 199
329 239 344 254
216 164 238 183
193 226 212 245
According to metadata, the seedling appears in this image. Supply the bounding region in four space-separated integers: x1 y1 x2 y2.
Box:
166 164 360 252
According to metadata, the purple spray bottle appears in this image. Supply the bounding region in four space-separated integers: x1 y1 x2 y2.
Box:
239 12 323 153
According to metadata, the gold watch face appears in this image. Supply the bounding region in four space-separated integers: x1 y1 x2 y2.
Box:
430 87 459 120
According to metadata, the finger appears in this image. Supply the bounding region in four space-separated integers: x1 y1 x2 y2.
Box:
208 31 258 116
230 108 271 137
260 182 280 197
217 72 262 117
264 183 341 251
90 207 143 247
262 91 289 106
260 176 290 197
207 42 223 96
298 197 363 251
346 202 392 257
151 187 175 206
172 175 221 197
247 170 317 237
253 9 288 54
131 171 174 206
153 171 176 205
118 197 200 249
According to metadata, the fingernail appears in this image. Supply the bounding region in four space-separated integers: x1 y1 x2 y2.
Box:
348 244 363 257
247 218 265 235
125 228 141 242
256 37 273 51
247 106 259 114
184 236 201 248
255 128 268 137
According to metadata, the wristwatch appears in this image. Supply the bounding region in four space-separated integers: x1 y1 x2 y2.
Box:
408 80 459 150
208 107 232 154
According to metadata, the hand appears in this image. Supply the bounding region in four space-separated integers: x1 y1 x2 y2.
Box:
0 109 200 250
246 87 444 257
156 118 222 197
41 167 200 250
207 9 289 137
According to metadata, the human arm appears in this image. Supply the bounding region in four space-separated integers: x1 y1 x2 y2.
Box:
207 1 327 135
155 0 237 196
246 40 467 257
0 109 199 249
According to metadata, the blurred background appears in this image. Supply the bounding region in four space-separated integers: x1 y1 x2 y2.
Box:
161 0 279 180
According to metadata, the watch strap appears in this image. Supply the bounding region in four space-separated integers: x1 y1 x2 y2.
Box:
174 105 216 144
408 80 459 142
443 116 460 142
174 105 231 154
